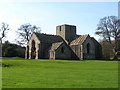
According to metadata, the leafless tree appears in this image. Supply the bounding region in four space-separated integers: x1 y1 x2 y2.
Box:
96 16 120 59
0 22 10 42
0 22 10 57
16 23 41 46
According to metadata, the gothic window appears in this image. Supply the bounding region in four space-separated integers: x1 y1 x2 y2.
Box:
31 40 36 59
87 43 90 54
61 47 64 53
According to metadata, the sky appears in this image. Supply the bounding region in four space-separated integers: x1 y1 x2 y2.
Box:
0 0 119 43
118 1 120 19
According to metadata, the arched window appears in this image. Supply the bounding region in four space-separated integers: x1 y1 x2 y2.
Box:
87 43 90 54
31 40 36 59
32 40 35 51
61 47 64 53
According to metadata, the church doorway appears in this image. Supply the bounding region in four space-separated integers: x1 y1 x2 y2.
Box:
31 40 36 59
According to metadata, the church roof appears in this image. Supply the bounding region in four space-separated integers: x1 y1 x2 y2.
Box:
34 33 63 43
70 35 89 45
50 42 63 51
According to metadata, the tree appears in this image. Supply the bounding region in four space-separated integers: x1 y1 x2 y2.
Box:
16 23 41 45
100 40 114 59
0 22 10 57
0 22 10 42
96 16 120 60
2 41 25 58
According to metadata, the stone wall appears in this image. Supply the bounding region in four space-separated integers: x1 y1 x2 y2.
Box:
82 36 95 60
70 45 82 59
26 33 40 59
55 43 71 60
49 50 55 59
91 38 102 59
40 42 51 59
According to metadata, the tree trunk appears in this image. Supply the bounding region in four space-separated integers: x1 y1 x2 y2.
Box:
113 48 118 60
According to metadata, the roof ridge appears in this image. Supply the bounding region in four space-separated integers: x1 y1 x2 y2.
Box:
35 32 60 37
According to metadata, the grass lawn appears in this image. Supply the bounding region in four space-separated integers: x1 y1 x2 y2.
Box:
1 57 118 88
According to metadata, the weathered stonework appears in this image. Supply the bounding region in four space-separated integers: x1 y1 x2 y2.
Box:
26 24 102 60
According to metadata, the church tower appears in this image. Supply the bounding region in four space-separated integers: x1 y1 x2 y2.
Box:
56 24 76 43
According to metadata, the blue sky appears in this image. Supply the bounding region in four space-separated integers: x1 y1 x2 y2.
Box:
0 1 118 43
118 1 120 19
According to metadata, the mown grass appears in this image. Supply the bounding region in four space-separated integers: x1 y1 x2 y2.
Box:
1 57 118 88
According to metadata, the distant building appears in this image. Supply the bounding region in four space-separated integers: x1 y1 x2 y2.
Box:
26 24 102 60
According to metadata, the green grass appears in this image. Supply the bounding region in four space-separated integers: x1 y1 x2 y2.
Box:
1 57 118 88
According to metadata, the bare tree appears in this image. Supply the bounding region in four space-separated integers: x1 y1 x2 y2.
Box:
0 22 10 42
0 22 10 57
16 23 41 45
96 16 120 59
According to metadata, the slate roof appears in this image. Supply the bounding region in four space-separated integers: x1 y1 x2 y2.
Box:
34 33 63 43
50 42 63 51
70 34 89 45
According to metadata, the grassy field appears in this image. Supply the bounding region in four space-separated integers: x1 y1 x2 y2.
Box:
1 57 118 88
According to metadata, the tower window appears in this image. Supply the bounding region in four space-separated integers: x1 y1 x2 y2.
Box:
59 26 61 31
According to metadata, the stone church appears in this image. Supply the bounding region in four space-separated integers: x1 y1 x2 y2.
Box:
25 24 102 60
